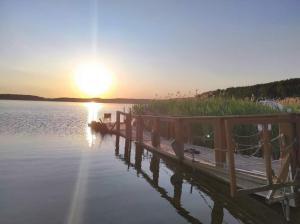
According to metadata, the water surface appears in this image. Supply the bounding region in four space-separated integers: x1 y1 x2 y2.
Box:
0 100 297 224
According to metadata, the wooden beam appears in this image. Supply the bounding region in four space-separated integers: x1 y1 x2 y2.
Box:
238 181 300 195
225 120 237 197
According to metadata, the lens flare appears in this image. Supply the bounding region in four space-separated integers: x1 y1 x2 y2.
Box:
74 62 113 97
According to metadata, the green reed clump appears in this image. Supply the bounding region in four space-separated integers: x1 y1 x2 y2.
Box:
132 97 280 116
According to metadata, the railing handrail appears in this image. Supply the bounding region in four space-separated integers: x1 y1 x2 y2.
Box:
117 111 299 124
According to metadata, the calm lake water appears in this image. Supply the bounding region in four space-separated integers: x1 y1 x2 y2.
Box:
0 100 297 224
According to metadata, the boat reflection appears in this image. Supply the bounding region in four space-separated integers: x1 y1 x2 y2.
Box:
115 138 289 224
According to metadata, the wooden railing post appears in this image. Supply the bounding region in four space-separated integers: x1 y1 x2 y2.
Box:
262 124 273 185
214 118 227 167
278 121 296 183
167 122 173 139
116 111 121 134
173 118 184 160
295 114 300 172
151 118 160 147
295 114 300 206
115 111 121 153
224 120 237 197
136 116 144 144
125 112 132 140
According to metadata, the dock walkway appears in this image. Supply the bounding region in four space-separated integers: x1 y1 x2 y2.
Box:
111 111 300 204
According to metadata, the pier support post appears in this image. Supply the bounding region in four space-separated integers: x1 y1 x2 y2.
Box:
115 111 121 154
225 120 237 197
151 118 160 147
135 143 143 173
125 112 132 140
136 116 144 144
173 118 184 161
150 154 160 186
214 118 227 167
116 111 120 134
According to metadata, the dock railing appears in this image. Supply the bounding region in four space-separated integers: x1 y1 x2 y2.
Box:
115 111 300 200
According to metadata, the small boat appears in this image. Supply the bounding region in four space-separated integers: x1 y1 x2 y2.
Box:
88 120 110 134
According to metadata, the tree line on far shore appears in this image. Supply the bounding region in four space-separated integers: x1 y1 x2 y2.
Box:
201 78 300 100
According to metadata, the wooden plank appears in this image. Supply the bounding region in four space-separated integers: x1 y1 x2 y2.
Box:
238 181 300 195
225 120 237 197
262 124 273 185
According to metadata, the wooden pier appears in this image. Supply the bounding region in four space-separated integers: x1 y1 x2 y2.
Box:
111 111 300 205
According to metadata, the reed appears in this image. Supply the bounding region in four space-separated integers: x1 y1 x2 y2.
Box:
132 97 280 116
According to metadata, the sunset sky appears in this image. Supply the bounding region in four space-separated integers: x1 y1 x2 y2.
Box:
0 0 299 98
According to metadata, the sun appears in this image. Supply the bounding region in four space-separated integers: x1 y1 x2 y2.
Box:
74 62 113 97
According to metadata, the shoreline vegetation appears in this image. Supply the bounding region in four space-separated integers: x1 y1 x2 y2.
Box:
132 97 285 116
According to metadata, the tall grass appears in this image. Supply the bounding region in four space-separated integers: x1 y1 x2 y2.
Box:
132 97 280 116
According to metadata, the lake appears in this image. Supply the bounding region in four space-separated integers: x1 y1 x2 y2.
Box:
0 100 296 224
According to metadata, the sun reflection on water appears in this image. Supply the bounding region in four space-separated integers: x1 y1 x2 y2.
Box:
66 102 102 224
85 102 102 147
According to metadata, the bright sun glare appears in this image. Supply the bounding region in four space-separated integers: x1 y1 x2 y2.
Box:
74 62 113 97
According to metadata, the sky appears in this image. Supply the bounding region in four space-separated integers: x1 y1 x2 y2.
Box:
0 0 299 98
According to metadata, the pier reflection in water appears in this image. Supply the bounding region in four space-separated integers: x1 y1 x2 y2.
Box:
115 135 290 224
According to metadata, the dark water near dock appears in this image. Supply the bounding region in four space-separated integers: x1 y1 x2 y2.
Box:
0 100 298 224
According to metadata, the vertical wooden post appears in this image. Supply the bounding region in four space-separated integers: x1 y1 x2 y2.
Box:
167 122 172 139
115 111 120 154
295 114 300 206
214 118 227 167
135 143 143 173
150 154 160 186
186 122 192 144
136 116 144 144
124 139 131 169
278 121 295 182
151 118 160 147
279 116 299 206
126 112 132 140
224 120 237 197
116 111 120 134
262 124 273 185
173 118 184 160
171 173 183 208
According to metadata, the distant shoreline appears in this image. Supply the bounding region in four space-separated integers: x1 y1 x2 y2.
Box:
0 94 151 104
